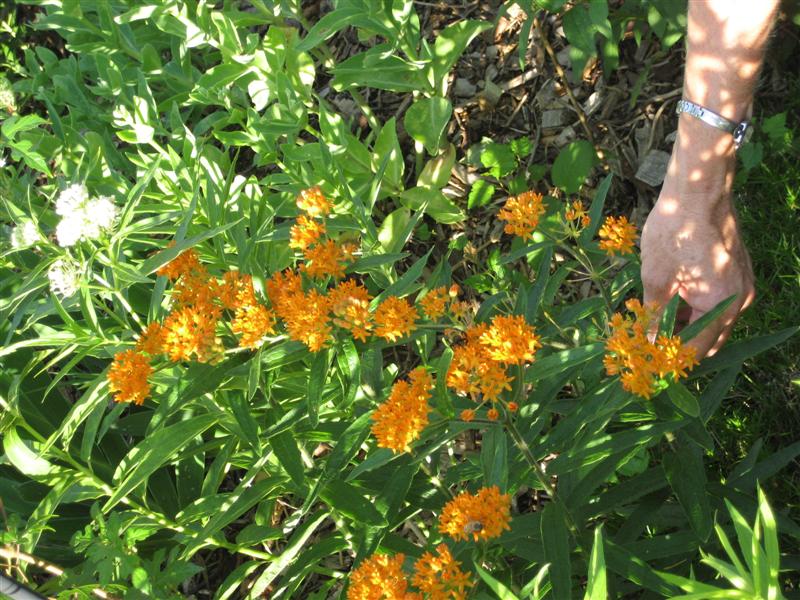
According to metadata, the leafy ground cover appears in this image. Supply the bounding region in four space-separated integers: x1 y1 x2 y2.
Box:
1 1 799 598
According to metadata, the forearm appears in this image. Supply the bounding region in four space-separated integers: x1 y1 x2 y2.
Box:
666 0 779 204
684 0 780 121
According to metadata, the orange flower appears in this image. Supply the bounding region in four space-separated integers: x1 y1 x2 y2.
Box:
157 247 202 281
266 269 304 318
219 271 256 310
232 303 276 349
604 299 698 398
107 350 152 405
487 408 499 421
135 322 164 355
598 215 637 256
412 544 473 600
507 401 518 412
446 324 513 401
302 239 351 280
329 279 373 342
374 296 418 342
172 268 219 307
565 200 591 228
438 486 512 542
419 287 449 320
498 191 545 241
480 314 541 365
296 186 332 217
290 215 326 251
283 289 333 352
161 303 222 363
460 409 475 422
347 553 420 600
371 368 433 453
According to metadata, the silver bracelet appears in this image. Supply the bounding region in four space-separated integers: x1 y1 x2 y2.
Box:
675 99 751 149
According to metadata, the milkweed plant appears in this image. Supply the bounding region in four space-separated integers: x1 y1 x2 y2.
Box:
0 1 797 599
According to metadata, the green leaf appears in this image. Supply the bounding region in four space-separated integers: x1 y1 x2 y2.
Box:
320 480 386 526
666 381 700 417
105 414 217 511
691 327 799 377
1 114 48 139
373 117 404 190
474 562 520 600
468 179 495 210
541 502 572 599
399 186 465 224
418 143 456 189
432 20 493 90
663 440 712 541
404 96 452 155
332 45 428 92
481 425 508 490
248 510 329 596
4 428 58 479
377 209 412 255
679 295 737 343
526 344 605 384
307 348 331 428
296 7 361 52
270 430 306 489
584 526 607 600
480 142 516 178
140 219 243 276
552 140 598 194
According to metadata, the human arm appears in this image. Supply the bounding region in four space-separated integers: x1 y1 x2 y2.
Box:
640 0 780 357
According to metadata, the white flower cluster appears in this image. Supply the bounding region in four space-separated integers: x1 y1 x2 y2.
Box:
55 183 119 247
11 220 40 249
47 259 80 298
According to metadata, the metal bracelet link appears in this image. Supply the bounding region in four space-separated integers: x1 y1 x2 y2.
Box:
675 99 751 149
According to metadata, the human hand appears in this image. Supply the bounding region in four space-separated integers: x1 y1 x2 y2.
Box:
641 180 755 358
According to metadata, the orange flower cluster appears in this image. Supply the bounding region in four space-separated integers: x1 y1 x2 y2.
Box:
329 279 373 342
411 544 473 600
447 324 512 401
268 269 334 352
296 185 332 217
438 486 512 542
371 368 433 453
303 239 352 280
347 553 416 600
374 296 418 342
498 190 545 241
289 215 325 251
564 200 591 228
447 314 540 402
604 299 698 398
480 314 542 365
107 349 152 405
108 251 282 405
288 187 356 280
348 545 473 600
598 215 637 256
418 285 461 321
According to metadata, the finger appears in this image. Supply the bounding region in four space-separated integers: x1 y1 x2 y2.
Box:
707 287 755 356
643 281 675 342
686 296 744 358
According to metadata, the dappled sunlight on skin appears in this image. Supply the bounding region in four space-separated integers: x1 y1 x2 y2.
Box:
640 0 776 358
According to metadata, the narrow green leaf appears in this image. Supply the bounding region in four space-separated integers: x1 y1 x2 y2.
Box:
105 414 217 511
474 562 520 600
541 502 572 599
666 381 700 417
404 96 452 155
663 441 712 541
584 526 607 600
270 430 306 489
320 480 385 526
